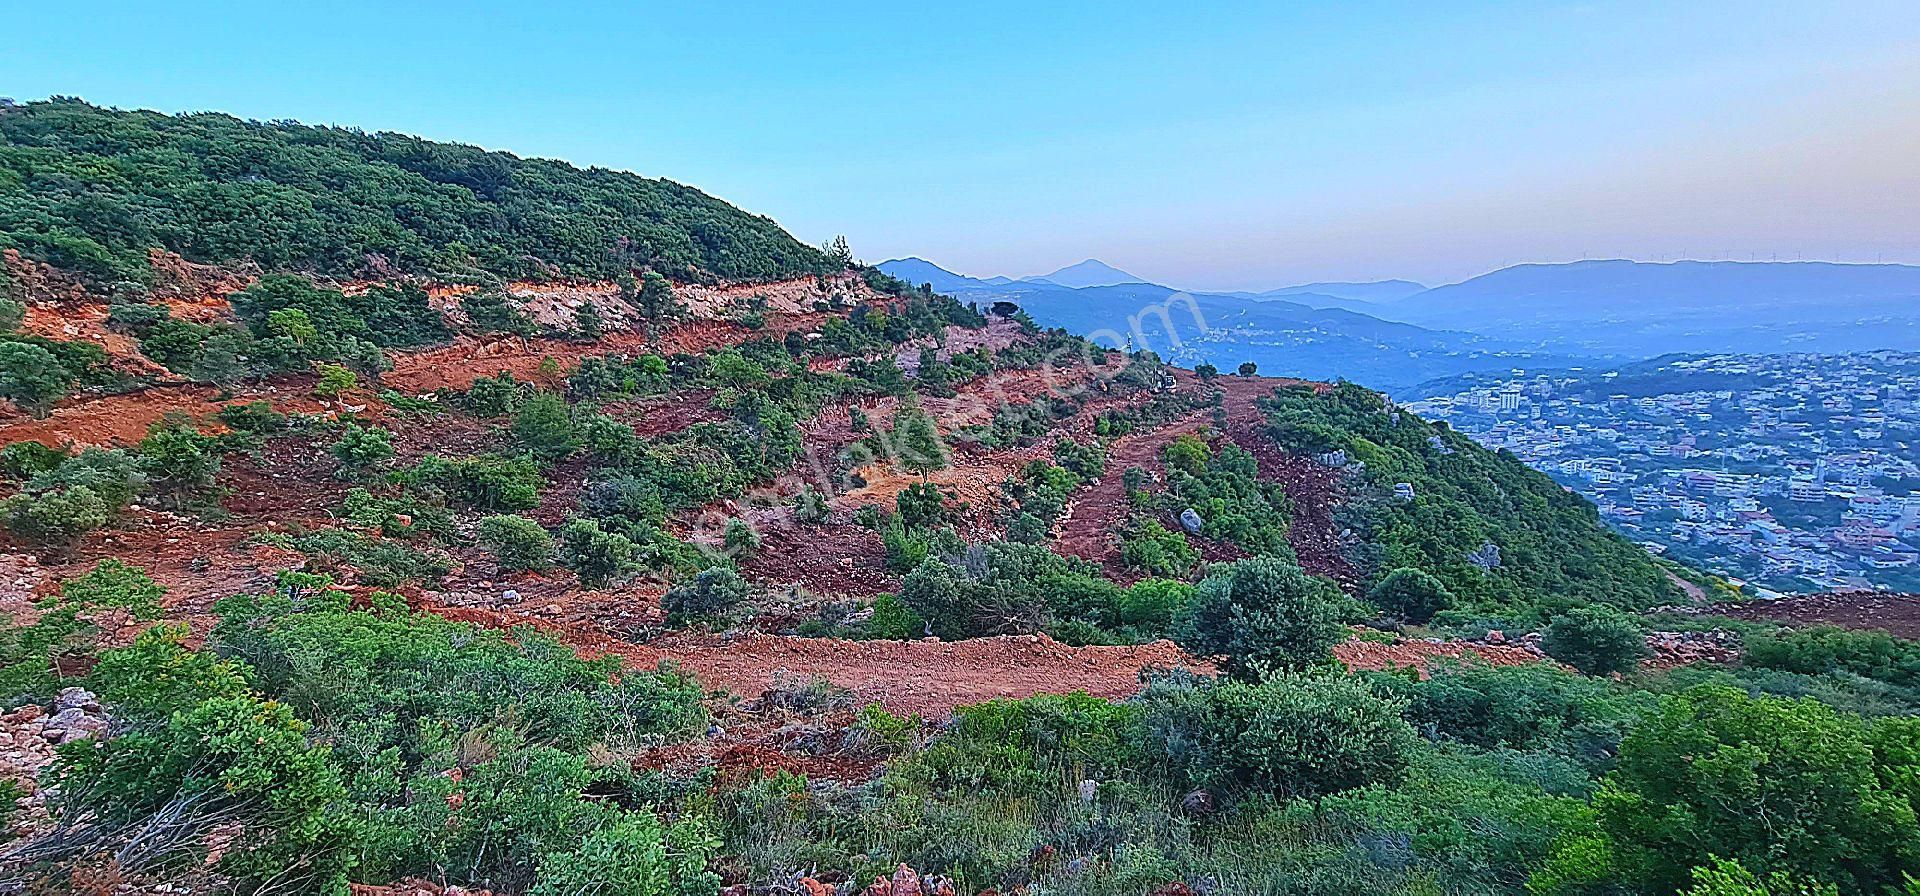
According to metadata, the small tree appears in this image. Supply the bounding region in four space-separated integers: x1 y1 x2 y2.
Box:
1175 557 1347 680
1367 567 1454 625
1236 361 1258 377
1193 362 1218 381
889 405 947 481
479 514 555 572
634 272 682 338
1543 606 1647 675
571 302 605 341
313 363 357 397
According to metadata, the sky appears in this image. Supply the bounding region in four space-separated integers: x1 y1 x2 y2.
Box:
7 1 1920 290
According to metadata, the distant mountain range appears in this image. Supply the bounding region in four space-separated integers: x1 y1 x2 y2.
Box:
880 257 1920 374
1389 259 1920 355
876 257 1576 392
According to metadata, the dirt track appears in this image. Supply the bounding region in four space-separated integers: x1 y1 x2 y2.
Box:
1714 590 1920 639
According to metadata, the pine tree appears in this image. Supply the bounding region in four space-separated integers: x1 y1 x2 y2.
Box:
890 404 947 481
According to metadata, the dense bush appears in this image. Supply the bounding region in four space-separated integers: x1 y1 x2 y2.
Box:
513 391 581 460
1137 672 1416 800
0 340 73 414
1542 606 1647 676
135 419 221 507
203 576 708 890
1742 624 1920 688
50 694 354 890
479 514 555 572
0 447 144 544
405 453 543 511
1119 517 1198 578
331 422 396 473
664 566 750 623
900 540 1118 641
1379 662 1645 766
560 517 645 587
1175 557 1348 680
1367 566 1455 624
1564 685 1920 894
0 439 67 479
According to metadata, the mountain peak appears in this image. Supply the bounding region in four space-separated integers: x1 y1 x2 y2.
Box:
1026 258 1150 288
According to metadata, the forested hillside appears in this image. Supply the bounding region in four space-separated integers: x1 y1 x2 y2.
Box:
0 98 831 284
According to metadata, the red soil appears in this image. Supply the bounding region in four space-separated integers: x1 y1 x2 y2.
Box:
1714 590 1920 639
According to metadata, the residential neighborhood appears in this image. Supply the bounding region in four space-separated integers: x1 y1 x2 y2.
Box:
1409 351 1920 594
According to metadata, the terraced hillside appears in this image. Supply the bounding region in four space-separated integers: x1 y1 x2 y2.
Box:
10 101 1920 896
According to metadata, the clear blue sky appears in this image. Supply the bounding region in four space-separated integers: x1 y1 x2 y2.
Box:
8 1 1920 289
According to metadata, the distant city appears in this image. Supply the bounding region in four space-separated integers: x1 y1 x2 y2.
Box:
1409 352 1920 594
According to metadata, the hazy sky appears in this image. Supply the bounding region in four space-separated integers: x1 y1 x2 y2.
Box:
8 1 1920 289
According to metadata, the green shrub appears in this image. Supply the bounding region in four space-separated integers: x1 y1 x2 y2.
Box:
292 528 453 588
0 440 68 479
794 486 829 523
863 593 927 640
1576 685 1920 893
216 400 289 434
0 484 111 545
47 695 353 891
513 391 580 460
1367 567 1455 624
0 341 73 415
1742 625 1920 688
561 518 644 587
665 567 749 622
341 488 454 540
136 419 221 506
86 623 253 721
331 422 396 473
466 371 527 417
1116 578 1195 634
1679 858 1839 896
1175 557 1348 680
479 514 556 572
724 518 760 554
896 481 947 530
1137 672 1415 800
1543 606 1647 676
900 541 1059 639
529 814 720 896
1384 662 1642 766
407 453 543 511
1119 518 1198 578
0 559 166 697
